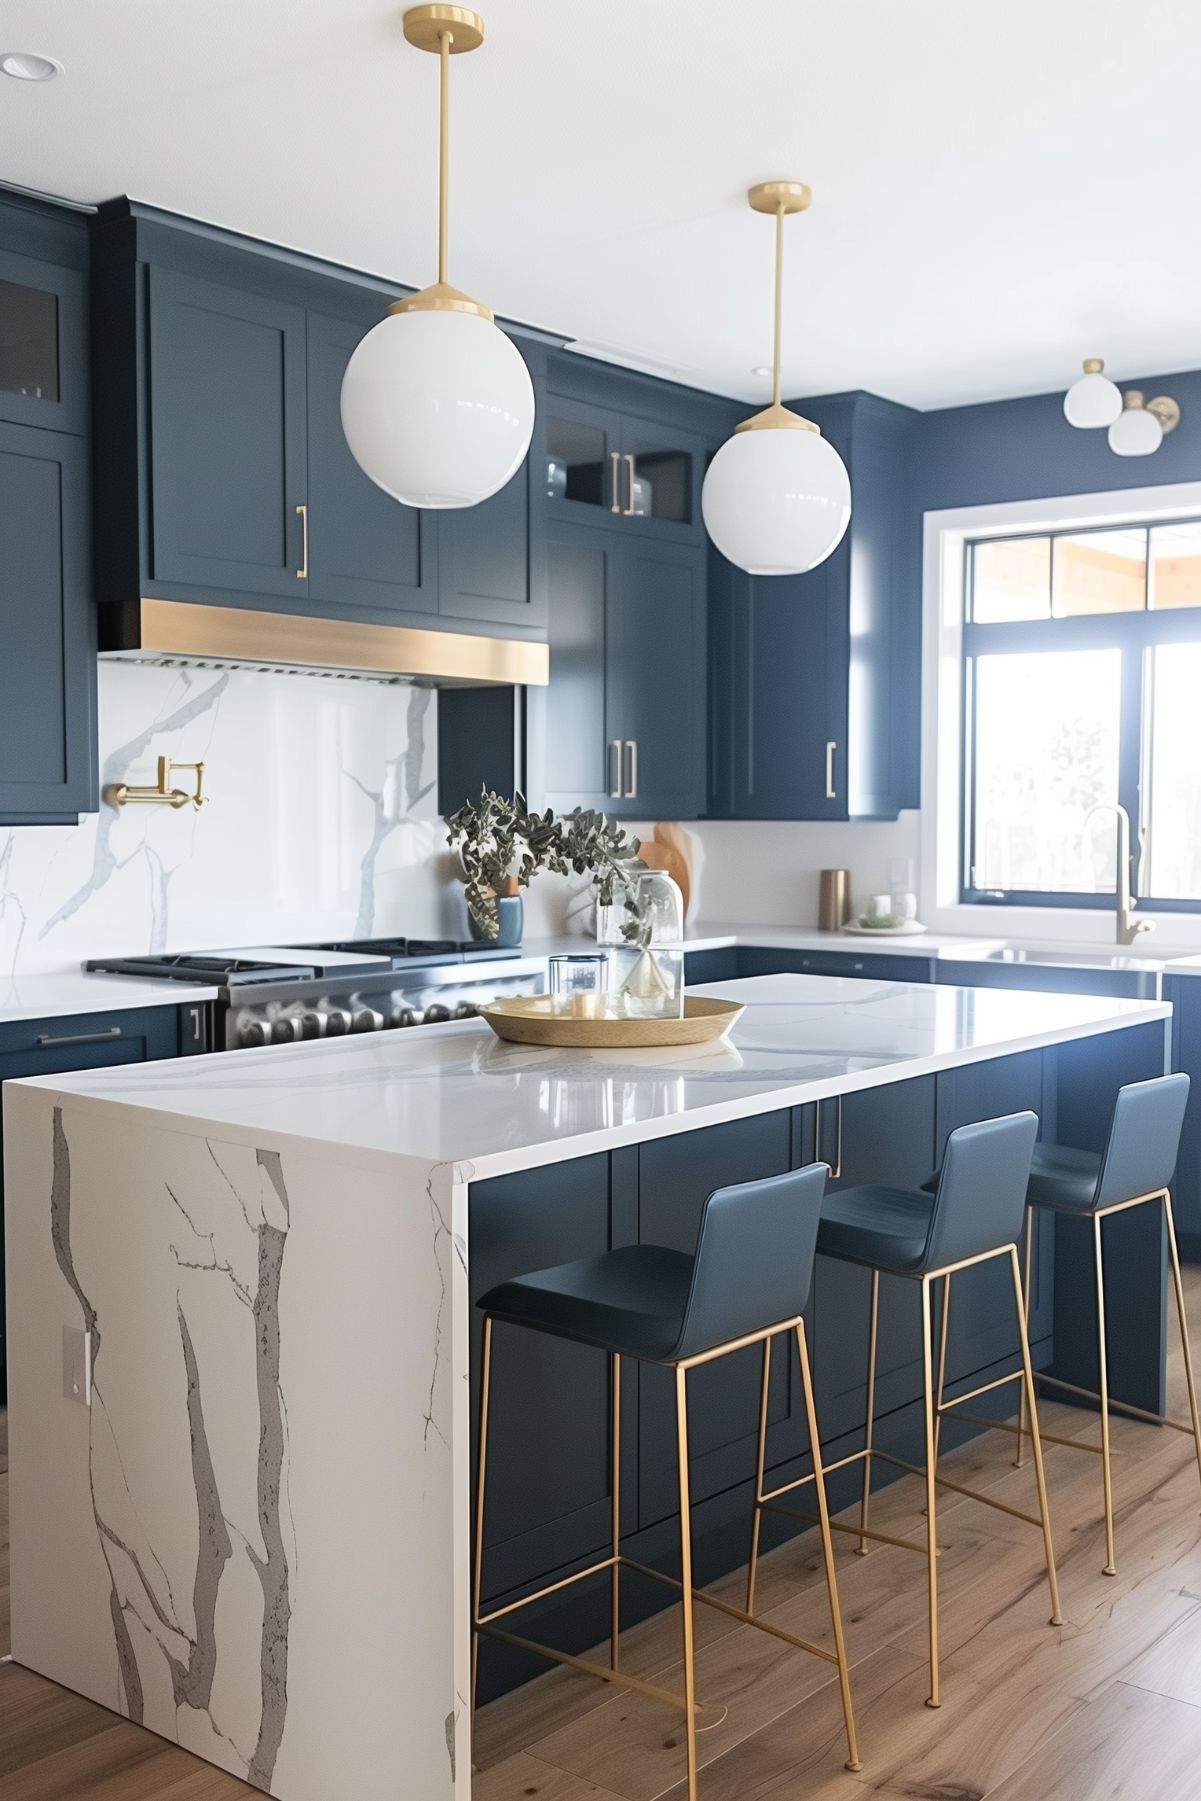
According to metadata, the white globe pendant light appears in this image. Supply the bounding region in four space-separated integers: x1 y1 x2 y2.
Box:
702 181 850 577
1063 358 1122 429
341 6 534 509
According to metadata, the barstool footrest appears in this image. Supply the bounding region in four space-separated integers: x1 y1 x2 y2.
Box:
477 1620 698 1714
1032 1369 1197 1434
476 1553 620 1630
761 1495 932 1557
872 1448 1043 1527
620 1556 837 1663
952 1407 1105 1456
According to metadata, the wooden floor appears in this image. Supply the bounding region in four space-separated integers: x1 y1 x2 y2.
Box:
6 1279 1201 1797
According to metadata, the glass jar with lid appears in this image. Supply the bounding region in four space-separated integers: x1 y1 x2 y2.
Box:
596 865 685 1019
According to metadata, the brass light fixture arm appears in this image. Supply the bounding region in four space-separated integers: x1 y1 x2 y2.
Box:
105 756 207 812
736 180 819 436
392 7 492 322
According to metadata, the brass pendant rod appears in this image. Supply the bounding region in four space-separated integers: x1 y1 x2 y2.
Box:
772 201 785 409
437 28 451 286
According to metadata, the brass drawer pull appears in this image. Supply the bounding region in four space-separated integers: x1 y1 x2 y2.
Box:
36 1026 122 1049
609 451 622 514
825 739 837 801
623 452 637 516
609 738 623 799
295 502 309 579
625 738 638 800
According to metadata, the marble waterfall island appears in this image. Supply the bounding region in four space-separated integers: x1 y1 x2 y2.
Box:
3 973 1174 1799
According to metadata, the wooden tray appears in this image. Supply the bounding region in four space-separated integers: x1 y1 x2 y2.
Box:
480 994 744 1049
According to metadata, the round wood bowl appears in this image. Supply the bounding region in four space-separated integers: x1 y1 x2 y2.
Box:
479 994 744 1049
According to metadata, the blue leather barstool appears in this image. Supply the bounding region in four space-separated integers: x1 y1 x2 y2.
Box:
1012 1072 1201 1577
747 1111 1062 1711
472 1162 861 1797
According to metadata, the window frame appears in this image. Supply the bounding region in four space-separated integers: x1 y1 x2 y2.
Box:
960 518 1201 913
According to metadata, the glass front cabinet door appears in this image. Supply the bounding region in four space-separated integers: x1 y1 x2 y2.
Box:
0 247 88 436
545 388 704 541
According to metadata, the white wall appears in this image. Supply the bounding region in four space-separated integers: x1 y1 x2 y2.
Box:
0 662 466 977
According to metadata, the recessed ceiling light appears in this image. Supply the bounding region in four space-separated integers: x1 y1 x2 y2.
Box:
750 365 772 378
0 50 64 82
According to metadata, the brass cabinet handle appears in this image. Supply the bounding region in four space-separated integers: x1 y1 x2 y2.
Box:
36 1026 122 1049
624 739 638 800
609 451 622 515
295 502 309 580
818 1094 843 1180
825 739 837 801
609 738 623 799
623 453 637 516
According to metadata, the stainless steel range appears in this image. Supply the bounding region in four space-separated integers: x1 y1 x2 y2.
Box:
87 938 545 1050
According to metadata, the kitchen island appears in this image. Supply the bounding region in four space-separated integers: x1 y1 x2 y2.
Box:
2 974 1173 1799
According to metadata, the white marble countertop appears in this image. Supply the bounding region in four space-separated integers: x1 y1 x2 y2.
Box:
0 970 222 1025
14 973 1170 1181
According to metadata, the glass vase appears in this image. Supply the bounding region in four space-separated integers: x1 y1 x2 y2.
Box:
596 866 685 1020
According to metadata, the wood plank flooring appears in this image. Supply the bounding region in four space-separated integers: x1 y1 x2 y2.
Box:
4 1279 1201 1797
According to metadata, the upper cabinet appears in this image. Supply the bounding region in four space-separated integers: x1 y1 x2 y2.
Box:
91 204 545 637
528 522 707 821
0 196 96 824
708 391 918 822
543 355 710 544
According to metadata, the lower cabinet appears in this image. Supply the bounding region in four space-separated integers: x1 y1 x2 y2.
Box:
0 1004 192 1395
1167 976 1201 1259
736 947 935 983
467 1050 1053 1701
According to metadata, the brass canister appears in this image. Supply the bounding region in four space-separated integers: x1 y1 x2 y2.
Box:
818 868 851 931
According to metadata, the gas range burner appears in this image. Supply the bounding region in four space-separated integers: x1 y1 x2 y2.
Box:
302 937 522 967
87 952 318 985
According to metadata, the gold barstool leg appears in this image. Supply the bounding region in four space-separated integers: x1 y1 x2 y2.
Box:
747 1335 773 1613
611 1352 622 1672
472 1316 495 1722
920 1276 940 1708
1015 1208 1034 1468
1163 1190 1201 1514
858 1271 880 1554
932 1272 952 1471
1008 1246 1063 1625
795 1320 862 1772
676 1365 700 1801
1094 1212 1117 1576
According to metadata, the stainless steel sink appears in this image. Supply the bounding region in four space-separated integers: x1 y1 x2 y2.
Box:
982 946 1167 972
940 943 1166 999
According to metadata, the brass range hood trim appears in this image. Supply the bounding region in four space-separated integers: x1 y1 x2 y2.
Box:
104 599 549 687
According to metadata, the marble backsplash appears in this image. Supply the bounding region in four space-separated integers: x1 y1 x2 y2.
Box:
0 662 468 977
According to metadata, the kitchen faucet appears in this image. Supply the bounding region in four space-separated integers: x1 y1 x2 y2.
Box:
1086 802 1154 945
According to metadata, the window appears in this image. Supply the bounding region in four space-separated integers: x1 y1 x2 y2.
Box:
962 517 1201 909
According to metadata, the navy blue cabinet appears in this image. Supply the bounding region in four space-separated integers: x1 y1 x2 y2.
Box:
708 391 917 822
544 369 708 545
1166 976 1201 1260
530 522 706 819
146 265 309 599
306 307 436 616
91 204 545 638
437 340 547 630
0 420 96 821
736 947 934 983
0 1003 191 1397
0 196 95 826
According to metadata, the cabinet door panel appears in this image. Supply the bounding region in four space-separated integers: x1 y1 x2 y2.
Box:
637 1112 796 1526
814 1077 936 1443
618 411 705 542
469 1156 615 1598
306 310 434 615
534 530 613 812
0 245 88 435
545 393 623 526
0 423 95 819
607 539 705 820
147 267 307 598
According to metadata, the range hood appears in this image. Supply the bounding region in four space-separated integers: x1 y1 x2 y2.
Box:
99 599 549 687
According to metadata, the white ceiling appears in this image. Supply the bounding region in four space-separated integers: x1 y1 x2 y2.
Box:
1 0 1199 410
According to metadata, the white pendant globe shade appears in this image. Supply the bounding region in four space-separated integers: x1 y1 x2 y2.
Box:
1063 369 1122 429
341 307 535 508
1108 403 1163 457
702 425 851 576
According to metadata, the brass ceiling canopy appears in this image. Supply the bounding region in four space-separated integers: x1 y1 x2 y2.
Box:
388 6 492 322
735 180 819 435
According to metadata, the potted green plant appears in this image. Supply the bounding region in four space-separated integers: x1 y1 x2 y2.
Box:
444 791 645 946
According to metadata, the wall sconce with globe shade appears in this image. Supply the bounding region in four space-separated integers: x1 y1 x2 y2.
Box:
1064 357 1181 458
